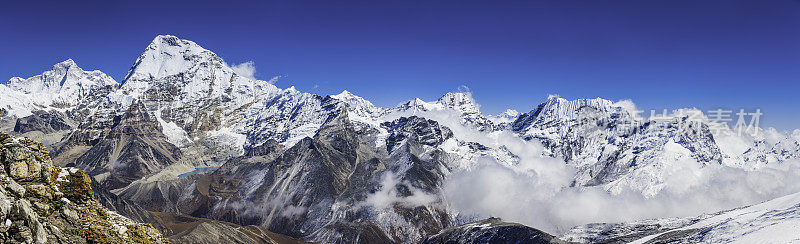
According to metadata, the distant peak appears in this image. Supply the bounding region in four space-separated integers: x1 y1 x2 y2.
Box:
4 58 116 100
151 34 184 46
541 95 613 106
500 109 520 117
544 94 564 103
438 92 473 102
142 34 204 52
122 34 217 84
332 90 358 99
52 59 79 70
7 77 24 83
58 59 76 66
438 92 479 114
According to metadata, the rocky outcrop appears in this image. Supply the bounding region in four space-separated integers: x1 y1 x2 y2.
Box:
0 133 167 243
422 218 570 244
13 110 73 135
91 179 168 234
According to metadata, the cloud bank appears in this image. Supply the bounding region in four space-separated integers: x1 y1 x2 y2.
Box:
231 61 257 80
391 100 800 234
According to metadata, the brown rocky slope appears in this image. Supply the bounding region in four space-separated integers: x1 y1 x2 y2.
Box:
0 132 167 243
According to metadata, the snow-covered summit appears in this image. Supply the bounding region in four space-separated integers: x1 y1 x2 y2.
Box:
122 35 217 83
393 92 480 115
490 109 520 123
512 96 626 140
329 90 385 118
7 59 117 99
437 92 481 114
0 59 117 117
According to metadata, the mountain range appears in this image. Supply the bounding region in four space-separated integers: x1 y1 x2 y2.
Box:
2 35 799 243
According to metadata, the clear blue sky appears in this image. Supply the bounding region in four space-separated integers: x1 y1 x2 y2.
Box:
2 0 798 130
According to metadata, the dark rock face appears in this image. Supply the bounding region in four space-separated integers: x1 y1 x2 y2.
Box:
175 114 461 243
13 110 73 134
422 218 569 244
383 116 453 152
179 110 387 238
68 100 182 190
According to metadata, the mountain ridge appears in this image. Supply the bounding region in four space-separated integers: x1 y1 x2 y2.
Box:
1 34 799 243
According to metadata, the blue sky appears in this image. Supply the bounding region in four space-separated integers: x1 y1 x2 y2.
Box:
1 0 798 130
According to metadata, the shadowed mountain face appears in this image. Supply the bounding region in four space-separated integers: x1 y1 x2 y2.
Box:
176 113 457 243
69 100 183 190
2 35 799 243
422 218 570 244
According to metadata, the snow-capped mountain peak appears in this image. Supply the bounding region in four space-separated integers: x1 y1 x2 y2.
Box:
332 90 374 107
117 34 279 104
6 59 116 95
394 92 480 115
491 109 520 123
122 34 219 84
1 59 117 114
437 92 480 114
330 90 356 99
329 90 385 119
513 96 623 134
55 58 78 68
4 34 799 244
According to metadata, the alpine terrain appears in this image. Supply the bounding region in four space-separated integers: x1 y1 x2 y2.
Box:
2 35 799 243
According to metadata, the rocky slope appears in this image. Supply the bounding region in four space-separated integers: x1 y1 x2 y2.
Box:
562 191 800 243
175 113 459 243
168 221 305 244
144 212 307 244
422 217 569 244
0 133 166 243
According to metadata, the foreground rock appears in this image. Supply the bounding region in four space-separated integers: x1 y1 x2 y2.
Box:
422 218 570 244
0 133 167 243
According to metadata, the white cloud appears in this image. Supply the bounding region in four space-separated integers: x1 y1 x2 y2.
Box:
457 85 471 94
231 61 257 80
361 172 437 210
386 98 800 235
444 155 800 234
266 76 279 85
612 99 640 119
